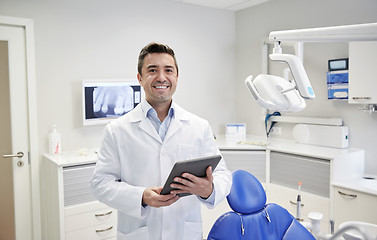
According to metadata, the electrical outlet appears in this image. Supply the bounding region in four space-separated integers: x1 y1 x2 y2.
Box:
273 126 282 135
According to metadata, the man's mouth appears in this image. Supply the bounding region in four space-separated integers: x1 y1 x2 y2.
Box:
154 85 169 89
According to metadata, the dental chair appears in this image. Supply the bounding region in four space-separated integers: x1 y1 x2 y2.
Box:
207 170 316 240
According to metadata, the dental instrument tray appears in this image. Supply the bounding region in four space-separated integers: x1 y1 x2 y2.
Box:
160 155 222 197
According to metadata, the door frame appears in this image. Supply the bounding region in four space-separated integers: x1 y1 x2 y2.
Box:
0 15 41 240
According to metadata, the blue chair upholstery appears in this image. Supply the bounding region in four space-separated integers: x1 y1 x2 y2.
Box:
207 170 315 240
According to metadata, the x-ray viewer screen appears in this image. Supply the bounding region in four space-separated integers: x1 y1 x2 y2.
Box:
82 80 141 126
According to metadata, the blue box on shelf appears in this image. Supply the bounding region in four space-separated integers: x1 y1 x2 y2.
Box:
327 70 349 84
328 83 348 99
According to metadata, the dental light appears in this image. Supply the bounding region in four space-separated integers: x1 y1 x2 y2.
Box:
245 22 377 112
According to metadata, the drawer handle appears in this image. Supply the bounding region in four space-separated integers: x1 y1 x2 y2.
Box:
352 97 371 100
338 190 357 198
96 226 113 233
95 210 113 217
289 200 304 207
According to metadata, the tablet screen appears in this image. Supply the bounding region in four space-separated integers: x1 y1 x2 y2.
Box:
160 155 222 197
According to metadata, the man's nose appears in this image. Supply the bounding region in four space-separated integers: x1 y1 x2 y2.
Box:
156 71 167 80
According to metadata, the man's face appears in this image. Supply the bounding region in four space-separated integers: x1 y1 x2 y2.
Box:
137 53 178 106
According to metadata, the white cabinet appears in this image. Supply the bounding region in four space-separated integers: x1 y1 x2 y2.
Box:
349 41 377 104
42 152 117 240
264 144 365 234
333 186 377 230
65 201 117 239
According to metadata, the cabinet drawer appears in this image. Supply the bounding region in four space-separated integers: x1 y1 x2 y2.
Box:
270 152 330 197
65 202 117 232
333 186 377 229
65 222 117 240
63 163 97 206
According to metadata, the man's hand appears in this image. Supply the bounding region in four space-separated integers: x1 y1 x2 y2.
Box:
142 186 179 208
170 166 214 199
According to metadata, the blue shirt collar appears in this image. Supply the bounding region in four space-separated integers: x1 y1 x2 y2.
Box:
141 99 175 120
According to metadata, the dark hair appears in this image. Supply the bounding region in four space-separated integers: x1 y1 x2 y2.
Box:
137 42 178 76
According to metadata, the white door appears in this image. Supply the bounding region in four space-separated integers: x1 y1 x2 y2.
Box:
0 24 33 240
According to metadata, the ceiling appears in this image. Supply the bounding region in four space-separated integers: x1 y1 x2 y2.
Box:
171 0 270 11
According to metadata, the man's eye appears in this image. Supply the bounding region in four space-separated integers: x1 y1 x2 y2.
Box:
149 69 157 73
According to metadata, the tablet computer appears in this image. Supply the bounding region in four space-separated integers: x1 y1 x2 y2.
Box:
160 155 222 197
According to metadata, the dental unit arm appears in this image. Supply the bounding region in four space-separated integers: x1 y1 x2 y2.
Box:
245 22 377 112
269 51 315 99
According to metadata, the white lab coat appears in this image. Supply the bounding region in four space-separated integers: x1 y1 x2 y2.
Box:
90 101 232 240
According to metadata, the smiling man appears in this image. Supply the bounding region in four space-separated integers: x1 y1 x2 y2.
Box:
137 45 178 122
91 43 232 240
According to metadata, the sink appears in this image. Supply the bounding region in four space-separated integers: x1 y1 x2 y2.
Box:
339 221 377 240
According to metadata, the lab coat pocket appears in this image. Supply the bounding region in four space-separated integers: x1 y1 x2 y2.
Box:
183 221 203 240
117 226 148 240
178 144 201 161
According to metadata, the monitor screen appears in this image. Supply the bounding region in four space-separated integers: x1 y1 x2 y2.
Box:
82 79 143 126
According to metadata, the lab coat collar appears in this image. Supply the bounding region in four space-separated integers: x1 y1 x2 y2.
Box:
130 99 190 122
128 99 190 143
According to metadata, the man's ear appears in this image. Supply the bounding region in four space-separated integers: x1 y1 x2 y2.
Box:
137 73 142 85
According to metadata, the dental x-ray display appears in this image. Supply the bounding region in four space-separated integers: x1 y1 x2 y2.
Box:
82 79 143 126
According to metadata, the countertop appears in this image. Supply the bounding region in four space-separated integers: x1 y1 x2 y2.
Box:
216 135 377 196
44 148 98 167
215 135 268 150
333 176 377 196
44 136 377 196
216 135 362 160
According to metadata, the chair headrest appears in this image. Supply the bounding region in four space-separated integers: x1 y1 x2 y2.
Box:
226 170 267 214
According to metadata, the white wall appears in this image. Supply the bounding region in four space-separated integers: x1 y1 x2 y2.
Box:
2 0 376 174
0 0 236 155
235 0 377 174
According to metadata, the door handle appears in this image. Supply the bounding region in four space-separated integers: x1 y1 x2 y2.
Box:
2 152 24 158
